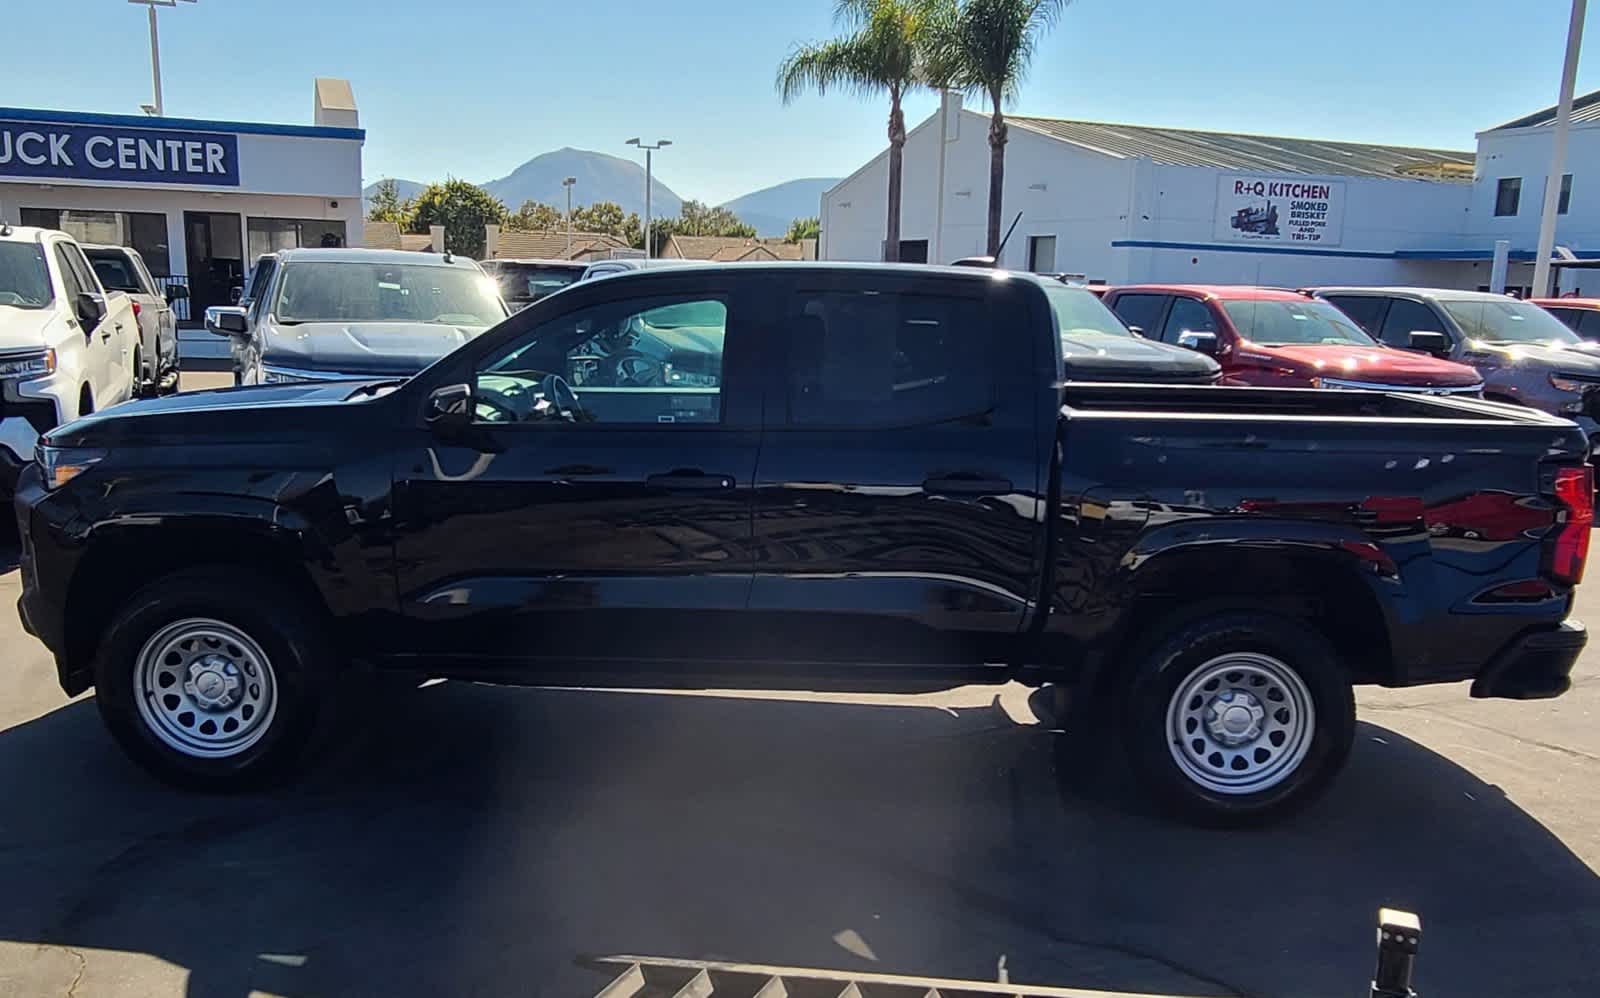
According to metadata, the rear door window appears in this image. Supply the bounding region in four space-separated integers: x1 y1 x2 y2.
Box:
1580 310 1600 340
784 288 991 427
1545 307 1581 331
1109 293 1167 335
1323 295 1389 336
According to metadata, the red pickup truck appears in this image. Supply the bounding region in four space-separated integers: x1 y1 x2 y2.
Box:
1104 285 1484 393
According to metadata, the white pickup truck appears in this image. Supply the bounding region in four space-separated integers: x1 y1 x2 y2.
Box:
0 224 139 499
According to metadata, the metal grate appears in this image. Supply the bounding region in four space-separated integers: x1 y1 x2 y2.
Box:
583 955 1206 998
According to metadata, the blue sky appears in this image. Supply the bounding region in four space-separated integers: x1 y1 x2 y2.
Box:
5 0 1597 205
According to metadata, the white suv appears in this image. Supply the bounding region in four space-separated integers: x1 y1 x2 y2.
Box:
0 224 139 499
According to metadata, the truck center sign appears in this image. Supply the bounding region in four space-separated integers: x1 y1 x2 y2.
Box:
1214 174 1346 247
0 119 240 187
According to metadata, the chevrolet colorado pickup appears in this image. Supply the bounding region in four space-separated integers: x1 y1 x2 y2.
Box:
13 264 1593 824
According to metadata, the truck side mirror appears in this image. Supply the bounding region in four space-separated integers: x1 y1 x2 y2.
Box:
426 383 474 430
74 292 106 330
165 284 189 303
1177 330 1219 356
1408 331 1450 357
205 306 249 337
229 285 245 305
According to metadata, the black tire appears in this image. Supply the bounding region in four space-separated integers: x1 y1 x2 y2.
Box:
1121 611 1355 827
92 567 334 790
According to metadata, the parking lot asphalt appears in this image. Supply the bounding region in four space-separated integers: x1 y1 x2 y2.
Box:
2 376 1599 997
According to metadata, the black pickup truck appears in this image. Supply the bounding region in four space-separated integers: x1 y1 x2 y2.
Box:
13 264 1593 824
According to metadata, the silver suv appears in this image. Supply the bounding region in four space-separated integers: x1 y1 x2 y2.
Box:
1315 287 1600 448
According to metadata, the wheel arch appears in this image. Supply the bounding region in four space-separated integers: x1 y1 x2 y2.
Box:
1081 542 1392 700
62 520 333 690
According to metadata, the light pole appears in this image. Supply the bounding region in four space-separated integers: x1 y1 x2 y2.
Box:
562 176 577 254
626 138 671 257
1533 0 1587 298
128 0 198 117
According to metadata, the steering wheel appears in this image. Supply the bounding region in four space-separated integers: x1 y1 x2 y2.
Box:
540 373 585 421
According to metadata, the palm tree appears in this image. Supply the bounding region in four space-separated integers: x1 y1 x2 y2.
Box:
924 0 1069 257
777 1 928 262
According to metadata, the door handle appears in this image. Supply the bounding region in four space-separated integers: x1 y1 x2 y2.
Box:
923 474 1013 496
646 470 736 492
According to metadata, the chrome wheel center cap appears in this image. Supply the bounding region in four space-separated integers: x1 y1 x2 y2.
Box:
184 655 242 710
1205 689 1265 746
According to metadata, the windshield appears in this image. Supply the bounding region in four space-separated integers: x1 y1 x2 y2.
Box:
0 242 53 309
1222 298 1378 346
1439 297 1582 345
274 262 507 325
1045 284 1134 346
488 263 583 303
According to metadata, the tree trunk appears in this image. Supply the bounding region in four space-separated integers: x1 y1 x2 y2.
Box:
884 94 906 262
986 100 1007 258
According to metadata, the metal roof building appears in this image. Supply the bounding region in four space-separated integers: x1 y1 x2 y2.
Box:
821 89 1600 295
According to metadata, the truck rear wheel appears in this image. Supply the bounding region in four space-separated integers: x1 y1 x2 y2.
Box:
1122 611 1355 826
92 568 333 790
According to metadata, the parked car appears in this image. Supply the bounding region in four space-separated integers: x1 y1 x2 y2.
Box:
205 248 509 384
1105 285 1485 395
0 224 139 500
81 244 184 397
1313 287 1600 449
578 258 689 281
1532 297 1600 340
15 264 1590 826
480 258 587 310
1050 281 1219 384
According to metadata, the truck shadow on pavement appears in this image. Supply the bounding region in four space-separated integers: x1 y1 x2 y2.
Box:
0 682 1596 998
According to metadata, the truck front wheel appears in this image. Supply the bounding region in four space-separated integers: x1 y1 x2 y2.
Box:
92 568 333 789
1122 612 1355 826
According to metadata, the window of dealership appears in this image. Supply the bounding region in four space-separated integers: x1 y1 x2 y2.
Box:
0 79 364 351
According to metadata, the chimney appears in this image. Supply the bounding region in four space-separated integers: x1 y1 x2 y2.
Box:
485 224 500 259
313 78 360 129
429 225 446 254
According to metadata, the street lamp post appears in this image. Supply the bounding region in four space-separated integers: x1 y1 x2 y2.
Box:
562 176 577 254
128 0 198 117
1533 0 1587 298
626 138 671 258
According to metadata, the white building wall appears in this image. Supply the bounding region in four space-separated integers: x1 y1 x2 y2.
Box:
823 106 1488 290
1468 121 1600 293
822 109 1135 271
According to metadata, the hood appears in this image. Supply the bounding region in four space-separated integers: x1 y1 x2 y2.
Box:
45 380 392 446
1061 333 1220 384
1253 343 1482 387
0 305 53 350
1464 338 1600 375
263 321 489 375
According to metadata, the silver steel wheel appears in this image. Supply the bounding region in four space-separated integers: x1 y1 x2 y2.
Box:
133 618 278 759
1166 652 1315 795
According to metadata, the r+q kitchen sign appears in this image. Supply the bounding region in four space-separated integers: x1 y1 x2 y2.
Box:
1213 174 1346 247
0 119 240 187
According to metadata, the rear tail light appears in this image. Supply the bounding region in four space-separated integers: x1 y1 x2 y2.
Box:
131 301 141 317
1547 466 1594 585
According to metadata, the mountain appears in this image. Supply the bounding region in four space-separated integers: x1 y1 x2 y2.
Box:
362 177 427 212
482 148 682 220
719 177 841 237
362 154 834 235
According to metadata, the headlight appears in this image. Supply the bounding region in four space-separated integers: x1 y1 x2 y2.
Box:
0 348 56 380
35 445 106 490
1550 373 1589 393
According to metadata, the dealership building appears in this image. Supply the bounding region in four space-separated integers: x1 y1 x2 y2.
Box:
821 91 1600 294
0 79 364 352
